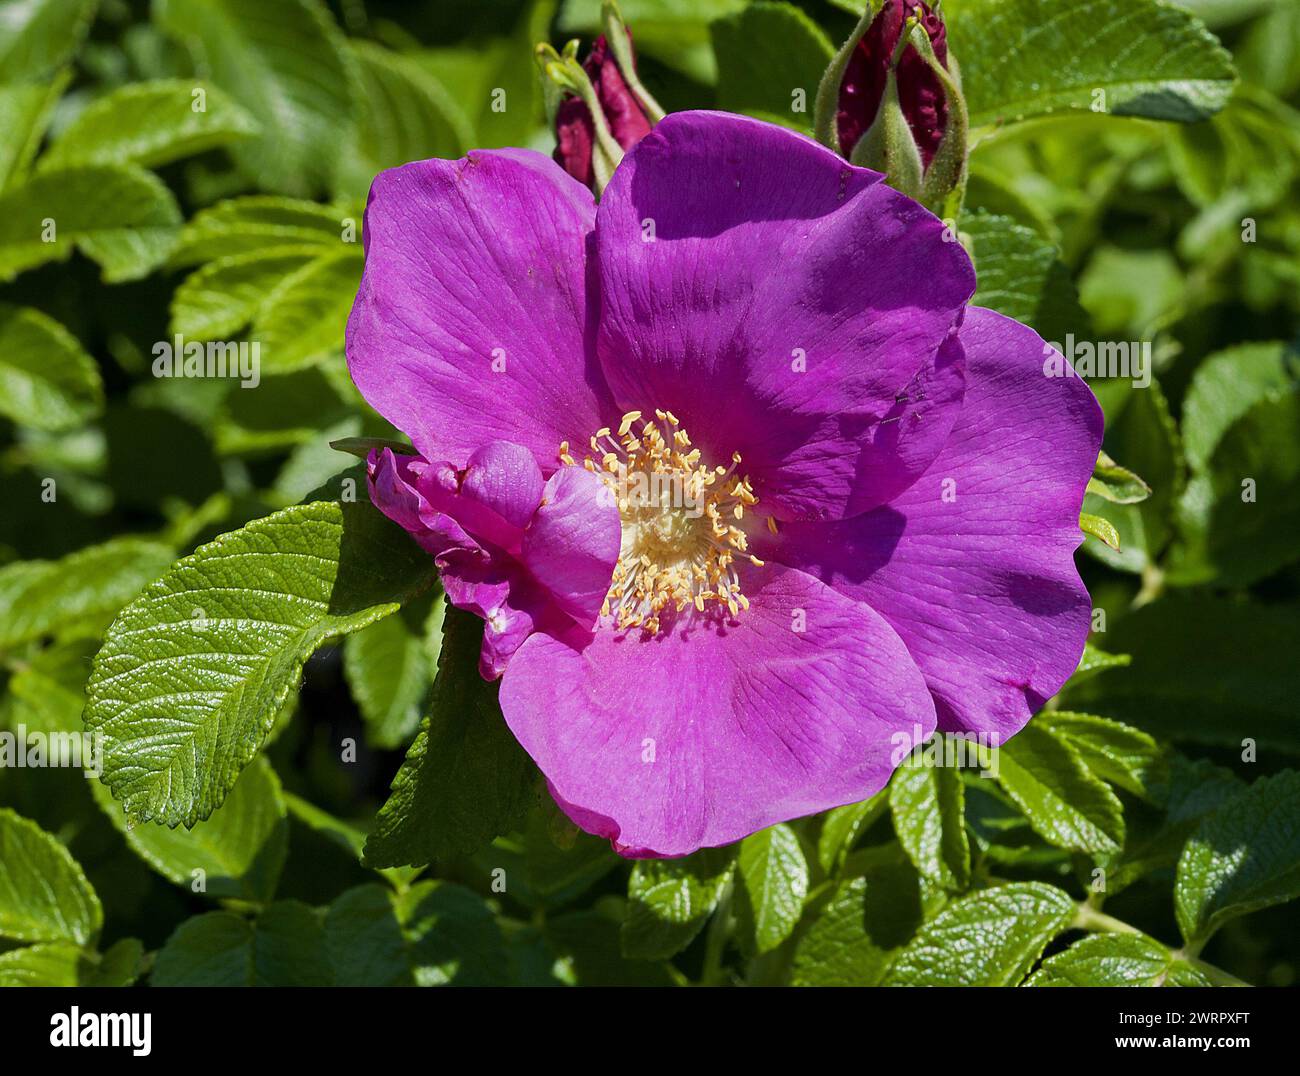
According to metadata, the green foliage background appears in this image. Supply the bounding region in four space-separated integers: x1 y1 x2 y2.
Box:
1 0 1298 987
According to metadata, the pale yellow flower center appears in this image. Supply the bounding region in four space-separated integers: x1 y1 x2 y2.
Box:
560 410 765 634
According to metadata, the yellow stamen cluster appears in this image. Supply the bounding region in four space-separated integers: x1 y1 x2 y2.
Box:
560 410 763 634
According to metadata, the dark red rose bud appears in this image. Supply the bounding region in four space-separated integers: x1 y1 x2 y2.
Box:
554 33 654 189
836 0 949 167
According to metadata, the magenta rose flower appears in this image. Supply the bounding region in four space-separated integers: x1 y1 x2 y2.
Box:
346 111 1102 858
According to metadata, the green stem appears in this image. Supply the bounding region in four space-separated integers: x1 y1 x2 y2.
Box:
1072 902 1142 935
699 879 735 987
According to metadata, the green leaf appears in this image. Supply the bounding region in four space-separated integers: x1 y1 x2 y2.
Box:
995 722 1125 854
1175 387 1300 587
521 808 622 910
170 247 322 340
1175 770 1300 947
0 73 69 190
1039 711 1165 799
891 758 971 891
1087 450 1152 504
0 0 98 82
84 500 436 827
735 823 808 955
1079 512 1121 550
1065 596 1300 754
1096 754 1244 896
363 606 535 868
1179 342 1298 471
961 211 1089 345
817 790 889 874
0 303 103 432
169 195 347 267
711 2 833 126
39 79 259 171
154 0 359 197
250 248 363 373
85 937 146 987
151 902 332 986
1026 932 1199 987
3 638 97 736
343 595 439 749
1082 379 1183 572
1060 642 1132 692
544 904 677 986
791 849 928 986
333 41 472 201
0 809 101 946
0 536 173 651
325 881 510 986
882 882 1077 986
0 164 181 282
0 942 87 986
90 756 288 903
622 847 736 960
948 0 1237 127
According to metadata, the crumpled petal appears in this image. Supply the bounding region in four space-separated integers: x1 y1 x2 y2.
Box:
594 110 974 522
367 445 619 677
498 563 936 857
346 148 615 471
757 306 1104 740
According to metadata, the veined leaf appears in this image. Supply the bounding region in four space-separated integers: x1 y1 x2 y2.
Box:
949 0 1236 127
0 72 69 189
711 2 833 126
1040 711 1165 800
325 882 510 986
362 606 535 868
882 882 1076 986
0 809 102 946
151 902 332 986
250 248 363 373
154 0 359 197
0 536 173 651
816 789 889 874
0 0 98 82
40 79 259 171
0 163 180 282
84 499 436 827
169 195 348 267
622 847 736 960
1175 770 1300 947
995 722 1125 854
334 40 472 201
736 823 808 955
342 594 440 750
0 303 103 432
170 247 322 340
1026 932 1206 987
91 756 288 903
891 758 971 891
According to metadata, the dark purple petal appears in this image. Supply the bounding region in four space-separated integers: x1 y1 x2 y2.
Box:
498 564 935 857
594 111 974 522
758 307 1103 741
346 148 615 473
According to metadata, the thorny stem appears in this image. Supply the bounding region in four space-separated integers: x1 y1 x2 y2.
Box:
699 878 735 986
